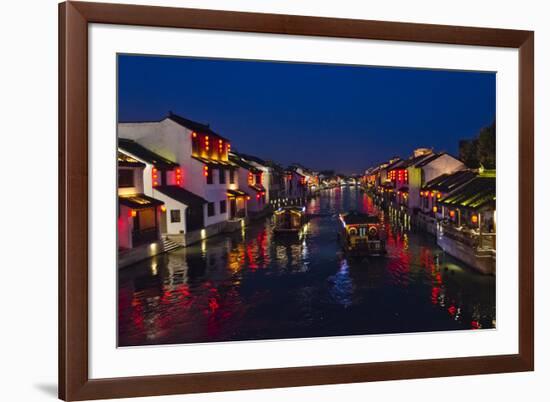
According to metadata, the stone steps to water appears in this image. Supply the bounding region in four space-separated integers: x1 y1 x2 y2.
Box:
161 237 182 252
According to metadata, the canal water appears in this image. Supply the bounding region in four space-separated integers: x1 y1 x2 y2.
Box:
118 187 496 347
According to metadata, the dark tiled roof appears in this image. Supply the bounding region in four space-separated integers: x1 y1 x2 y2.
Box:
289 163 316 175
249 184 266 192
440 174 496 210
238 153 268 166
400 152 435 168
423 169 477 193
167 112 229 141
286 167 306 177
118 139 178 169
368 166 380 174
264 160 285 173
192 156 238 168
383 158 404 171
229 153 261 173
119 194 164 209
413 152 461 168
227 189 248 197
155 185 207 208
118 151 145 168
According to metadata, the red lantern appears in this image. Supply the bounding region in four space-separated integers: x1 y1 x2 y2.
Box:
175 168 182 185
152 167 159 187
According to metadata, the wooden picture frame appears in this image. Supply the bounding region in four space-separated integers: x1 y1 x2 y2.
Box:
59 1 534 400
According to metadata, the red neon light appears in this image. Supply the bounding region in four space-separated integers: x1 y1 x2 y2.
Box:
203 166 209 177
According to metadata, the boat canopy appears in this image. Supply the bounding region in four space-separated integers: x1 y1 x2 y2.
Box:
340 211 379 225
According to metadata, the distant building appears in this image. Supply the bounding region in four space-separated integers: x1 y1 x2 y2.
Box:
284 167 307 204
229 152 267 215
290 163 320 196
235 152 279 206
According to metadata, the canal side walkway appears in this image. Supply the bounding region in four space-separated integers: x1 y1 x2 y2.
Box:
365 186 495 275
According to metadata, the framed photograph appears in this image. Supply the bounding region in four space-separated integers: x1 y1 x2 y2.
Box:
59 1 534 400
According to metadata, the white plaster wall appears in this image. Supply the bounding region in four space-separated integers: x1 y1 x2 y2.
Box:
152 194 187 235
249 162 271 204
236 167 263 212
423 154 465 183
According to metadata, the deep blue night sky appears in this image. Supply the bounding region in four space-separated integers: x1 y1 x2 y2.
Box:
118 55 496 174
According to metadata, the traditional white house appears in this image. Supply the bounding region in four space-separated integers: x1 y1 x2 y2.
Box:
290 163 320 196
117 151 165 267
406 151 465 212
229 152 267 215
118 138 207 243
235 153 274 205
118 112 242 242
377 157 401 188
283 167 307 204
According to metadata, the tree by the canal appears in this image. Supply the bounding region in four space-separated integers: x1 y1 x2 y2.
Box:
459 121 496 169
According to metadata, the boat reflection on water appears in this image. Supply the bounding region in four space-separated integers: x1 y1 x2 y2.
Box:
118 187 496 347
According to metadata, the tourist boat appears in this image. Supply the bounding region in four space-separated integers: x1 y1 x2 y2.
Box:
338 211 387 256
273 206 307 234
